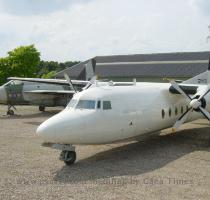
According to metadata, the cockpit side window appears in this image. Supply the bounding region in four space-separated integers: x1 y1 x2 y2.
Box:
76 100 96 110
103 101 112 110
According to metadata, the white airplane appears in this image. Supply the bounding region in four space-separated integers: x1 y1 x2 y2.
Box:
36 59 210 165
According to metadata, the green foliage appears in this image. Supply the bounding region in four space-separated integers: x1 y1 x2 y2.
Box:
8 44 40 77
0 44 41 85
37 60 79 78
41 71 57 79
0 44 80 85
0 57 11 84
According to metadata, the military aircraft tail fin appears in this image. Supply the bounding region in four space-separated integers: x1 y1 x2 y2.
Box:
183 57 210 85
85 59 96 81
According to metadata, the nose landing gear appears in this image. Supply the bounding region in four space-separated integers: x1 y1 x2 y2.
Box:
60 150 76 165
7 105 16 115
42 143 76 165
7 109 14 115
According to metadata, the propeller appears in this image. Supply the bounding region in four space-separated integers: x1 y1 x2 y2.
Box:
171 81 210 130
64 59 97 93
173 107 192 130
64 73 77 93
170 81 192 102
82 75 97 90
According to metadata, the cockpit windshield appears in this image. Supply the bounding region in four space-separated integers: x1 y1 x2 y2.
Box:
67 99 77 108
3 80 22 86
76 100 96 110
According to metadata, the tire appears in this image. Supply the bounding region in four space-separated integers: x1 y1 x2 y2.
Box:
39 106 45 112
7 110 14 115
63 151 76 166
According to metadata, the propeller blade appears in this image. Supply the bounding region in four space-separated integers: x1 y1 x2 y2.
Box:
198 107 210 121
64 73 77 93
170 81 192 102
197 86 210 101
83 76 97 90
173 108 192 130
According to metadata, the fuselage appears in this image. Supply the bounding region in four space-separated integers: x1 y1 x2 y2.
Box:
36 82 210 145
0 80 72 107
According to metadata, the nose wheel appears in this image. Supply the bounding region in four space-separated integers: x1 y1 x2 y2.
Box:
7 105 16 115
42 143 76 166
60 150 76 165
7 109 14 115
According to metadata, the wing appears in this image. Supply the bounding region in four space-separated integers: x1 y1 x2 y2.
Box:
24 90 75 95
8 77 88 86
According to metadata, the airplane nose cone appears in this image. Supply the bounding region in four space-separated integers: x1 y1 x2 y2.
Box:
0 86 7 103
36 113 62 143
36 121 50 138
36 110 84 144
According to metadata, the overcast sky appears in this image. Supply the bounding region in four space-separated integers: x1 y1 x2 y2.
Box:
0 0 209 61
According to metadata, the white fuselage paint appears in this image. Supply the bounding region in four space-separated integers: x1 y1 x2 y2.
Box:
37 82 210 145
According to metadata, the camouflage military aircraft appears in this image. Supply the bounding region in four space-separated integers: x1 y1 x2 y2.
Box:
0 60 95 115
0 77 89 115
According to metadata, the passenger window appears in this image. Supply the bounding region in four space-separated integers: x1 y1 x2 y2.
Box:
103 101 112 110
175 107 178 116
169 108 171 117
162 109 165 119
97 101 101 109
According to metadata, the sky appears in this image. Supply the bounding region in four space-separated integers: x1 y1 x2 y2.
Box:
0 0 209 62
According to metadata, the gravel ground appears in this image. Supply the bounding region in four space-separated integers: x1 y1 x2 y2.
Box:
0 105 210 200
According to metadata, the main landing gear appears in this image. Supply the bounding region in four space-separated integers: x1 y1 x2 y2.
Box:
39 106 45 112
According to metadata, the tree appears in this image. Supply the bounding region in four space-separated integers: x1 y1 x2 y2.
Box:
37 61 59 77
37 60 80 78
0 44 79 85
8 44 40 77
41 71 57 79
0 57 11 85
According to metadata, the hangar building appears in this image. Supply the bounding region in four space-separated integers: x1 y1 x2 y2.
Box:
55 51 210 82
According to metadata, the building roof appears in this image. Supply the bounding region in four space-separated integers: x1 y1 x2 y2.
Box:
55 51 210 79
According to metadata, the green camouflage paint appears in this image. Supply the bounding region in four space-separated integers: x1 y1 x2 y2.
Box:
5 81 28 105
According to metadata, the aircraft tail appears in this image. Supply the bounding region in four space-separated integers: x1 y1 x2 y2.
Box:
183 57 210 85
85 59 96 81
